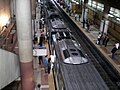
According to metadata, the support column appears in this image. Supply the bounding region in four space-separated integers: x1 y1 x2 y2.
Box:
16 0 34 90
80 0 88 28
100 5 110 34
32 0 36 19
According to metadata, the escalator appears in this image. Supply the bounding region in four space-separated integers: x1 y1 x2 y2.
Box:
0 20 20 90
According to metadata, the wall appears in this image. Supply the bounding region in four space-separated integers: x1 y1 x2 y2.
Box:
108 20 120 41
0 49 20 89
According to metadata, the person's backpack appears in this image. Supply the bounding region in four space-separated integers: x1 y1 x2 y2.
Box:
44 58 47 65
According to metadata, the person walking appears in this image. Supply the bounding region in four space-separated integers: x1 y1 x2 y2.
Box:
41 17 44 29
111 42 119 59
43 56 48 73
102 34 107 45
47 58 51 74
39 35 44 46
86 20 90 32
38 56 43 65
104 35 110 47
96 33 102 45
83 18 85 28
102 34 110 47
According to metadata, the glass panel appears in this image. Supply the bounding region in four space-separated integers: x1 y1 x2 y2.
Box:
115 9 120 17
109 7 120 17
92 4 96 8
92 1 97 8
116 18 120 21
88 0 92 6
92 1 96 4
110 7 115 14
97 3 104 11
109 7 120 22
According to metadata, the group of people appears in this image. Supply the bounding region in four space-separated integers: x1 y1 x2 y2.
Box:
38 55 51 74
111 42 120 59
96 32 110 47
43 56 51 74
33 5 51 74
96 32 120 59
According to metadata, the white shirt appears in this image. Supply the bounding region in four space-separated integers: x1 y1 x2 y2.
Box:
115 43 119 49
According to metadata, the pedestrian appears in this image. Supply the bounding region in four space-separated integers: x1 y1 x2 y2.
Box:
38 56 43 65
102 34 107 45
11 33 14 43
39 20 42 29
96 33 102 45
34 36 38 44
41 17 44 29
43 56 48 73
39 34 44 46
83 18 85 28
47 58 51 74
75 14 77 21
111 42 119 59
86 21 90 32
104 35 109 47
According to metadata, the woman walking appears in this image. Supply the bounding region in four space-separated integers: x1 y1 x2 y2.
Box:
111 42 119 59
47 58 51 74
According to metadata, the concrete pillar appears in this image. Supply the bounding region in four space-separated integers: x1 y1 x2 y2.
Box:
10 0 16 18
32 0 36 19
80 2 88 28
103 5 110 18
100 5 110 34
16 0 34 90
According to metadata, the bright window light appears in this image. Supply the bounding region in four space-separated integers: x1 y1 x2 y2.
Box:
92 1 97 8
116 18 120 21
108 14 114 17
88 0 92 6
38 0 40 2
0 15 9 28
97 3 104 11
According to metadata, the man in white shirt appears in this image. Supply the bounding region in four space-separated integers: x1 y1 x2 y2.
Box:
111 42 120 59
115 42 120 49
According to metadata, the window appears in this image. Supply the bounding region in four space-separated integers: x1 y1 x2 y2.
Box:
92 1 97 8
88 0 104 12
114 9 120 17
88 0 92 6
109 7 120 21
97 3 104 11
110 7 114 14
